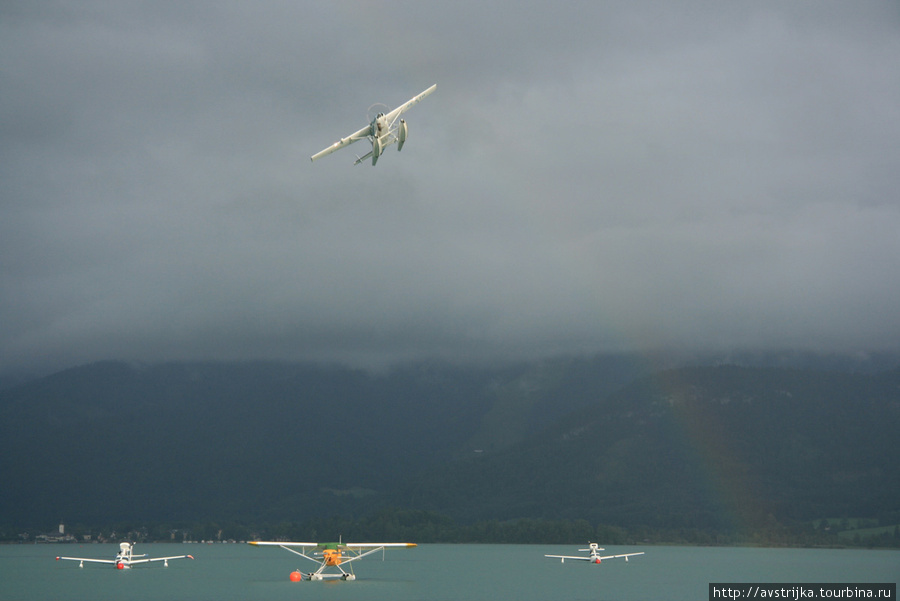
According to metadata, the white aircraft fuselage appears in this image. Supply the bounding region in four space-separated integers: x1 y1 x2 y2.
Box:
310 84 435 166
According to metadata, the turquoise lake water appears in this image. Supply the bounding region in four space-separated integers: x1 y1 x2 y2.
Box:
2 543 896 600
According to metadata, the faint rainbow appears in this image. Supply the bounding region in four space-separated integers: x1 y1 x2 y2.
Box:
650 367 775 537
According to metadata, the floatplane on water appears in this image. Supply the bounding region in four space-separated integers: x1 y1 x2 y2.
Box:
545 542 644 564
56 542 193 569
249 538 416 581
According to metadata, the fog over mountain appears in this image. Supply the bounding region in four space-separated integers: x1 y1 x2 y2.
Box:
3 2 900 377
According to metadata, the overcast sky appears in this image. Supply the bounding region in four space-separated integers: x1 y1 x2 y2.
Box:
2 1 899 375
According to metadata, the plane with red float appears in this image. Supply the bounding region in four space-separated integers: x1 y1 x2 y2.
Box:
545 542 644 564
249 538 416 581
56 542 193 569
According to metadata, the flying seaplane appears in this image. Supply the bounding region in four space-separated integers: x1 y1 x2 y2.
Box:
56 542 193 569
249 539 416 581
310 84 436 166
545 542 644 565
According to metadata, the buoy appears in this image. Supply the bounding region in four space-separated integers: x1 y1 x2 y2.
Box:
289 570 303 582
116 562 125 570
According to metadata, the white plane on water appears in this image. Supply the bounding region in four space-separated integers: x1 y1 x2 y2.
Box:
545 542 645 564
56 542 193 569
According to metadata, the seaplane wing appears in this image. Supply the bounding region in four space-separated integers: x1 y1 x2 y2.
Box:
382 84 437 128
609 552 645 560
248 541 417 549
345 542 419 549
56 552 193 568
311 84 436 166
545 550 645 564
545 552 645 561
250 541 319 547
57 556 118 564
310 124 371 162
128 555 194 565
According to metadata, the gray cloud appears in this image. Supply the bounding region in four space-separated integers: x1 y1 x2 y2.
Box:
2 1 899 374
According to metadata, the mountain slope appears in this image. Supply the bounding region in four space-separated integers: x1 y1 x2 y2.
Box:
0 357 648 527
402 366 900 532
2 360 897 534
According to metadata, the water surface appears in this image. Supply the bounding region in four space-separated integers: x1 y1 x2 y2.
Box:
2 543 896 601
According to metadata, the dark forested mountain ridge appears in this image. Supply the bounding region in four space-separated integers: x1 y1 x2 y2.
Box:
403 366 900 533
0 357 648 527
0 361 472 525
1 360 898 536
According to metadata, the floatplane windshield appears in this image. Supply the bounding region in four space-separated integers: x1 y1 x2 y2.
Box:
545 542 644 564
249 539 416 581
56 542 193 569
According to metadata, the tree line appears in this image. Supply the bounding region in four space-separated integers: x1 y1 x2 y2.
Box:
7 508 899 548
